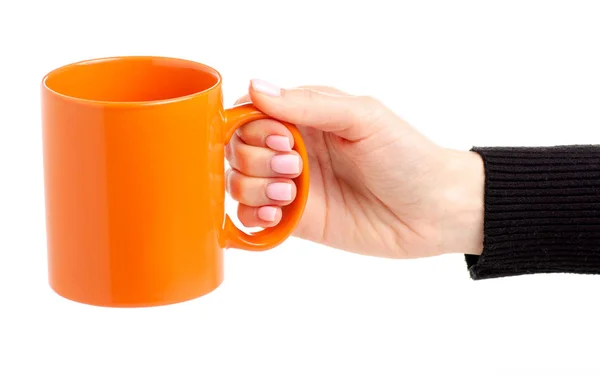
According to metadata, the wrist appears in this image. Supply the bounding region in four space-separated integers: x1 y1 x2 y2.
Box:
437 149 485 255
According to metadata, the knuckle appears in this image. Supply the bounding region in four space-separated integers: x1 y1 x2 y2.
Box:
353 95 386 124
234 125 246 138
227 171 243 201
228 171 254 204
233 146 250 172
235 124 253 142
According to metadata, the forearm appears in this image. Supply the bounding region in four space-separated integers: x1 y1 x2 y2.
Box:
464 145 600 279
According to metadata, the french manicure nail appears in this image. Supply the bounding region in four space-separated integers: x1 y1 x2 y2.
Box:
271 155 300 175
258 206 278 222
251 79 281 97
266 135 292 152
266 182 293 201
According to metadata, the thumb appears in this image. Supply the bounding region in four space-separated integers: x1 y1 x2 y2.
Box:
248 79 389 141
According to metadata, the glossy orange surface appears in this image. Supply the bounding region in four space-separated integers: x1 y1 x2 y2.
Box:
41 57 309 307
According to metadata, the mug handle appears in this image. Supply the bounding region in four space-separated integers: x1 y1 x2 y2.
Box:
222 103 310 251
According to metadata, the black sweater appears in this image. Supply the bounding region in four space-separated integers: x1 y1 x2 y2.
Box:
465 145 600 280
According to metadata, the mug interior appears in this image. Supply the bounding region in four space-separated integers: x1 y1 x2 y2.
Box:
43 56 220 103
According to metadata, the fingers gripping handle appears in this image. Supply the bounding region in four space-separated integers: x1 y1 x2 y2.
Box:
223 103 309 251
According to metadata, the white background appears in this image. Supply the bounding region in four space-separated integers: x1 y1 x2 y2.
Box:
1 0 600 375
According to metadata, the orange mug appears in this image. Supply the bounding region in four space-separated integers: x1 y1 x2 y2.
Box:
41 56 309 307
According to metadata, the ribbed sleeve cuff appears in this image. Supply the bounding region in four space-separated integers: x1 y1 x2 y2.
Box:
466 145 600 280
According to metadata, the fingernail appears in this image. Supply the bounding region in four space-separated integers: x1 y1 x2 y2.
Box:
258 206 278 222
266 135 292 152
266 182 293 201
251 79 281 97
271 155 300 175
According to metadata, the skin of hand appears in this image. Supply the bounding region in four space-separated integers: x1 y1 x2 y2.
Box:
225 80 485 259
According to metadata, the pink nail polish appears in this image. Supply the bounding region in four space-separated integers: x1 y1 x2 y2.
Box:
266 135 292 152
258 206 278 222
251 79 281 97
266 182 293 201
271 155 300 175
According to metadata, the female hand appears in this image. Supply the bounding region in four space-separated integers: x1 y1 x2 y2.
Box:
226 80 485 258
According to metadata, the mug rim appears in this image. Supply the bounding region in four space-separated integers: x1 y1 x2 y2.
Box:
41 55 223 107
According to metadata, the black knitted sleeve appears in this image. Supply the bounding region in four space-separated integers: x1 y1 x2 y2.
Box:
465 145 600 280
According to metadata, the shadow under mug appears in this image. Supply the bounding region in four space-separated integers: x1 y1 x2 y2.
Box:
41 56 309 307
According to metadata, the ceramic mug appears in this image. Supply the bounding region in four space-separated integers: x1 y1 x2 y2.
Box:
41 56 309 307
